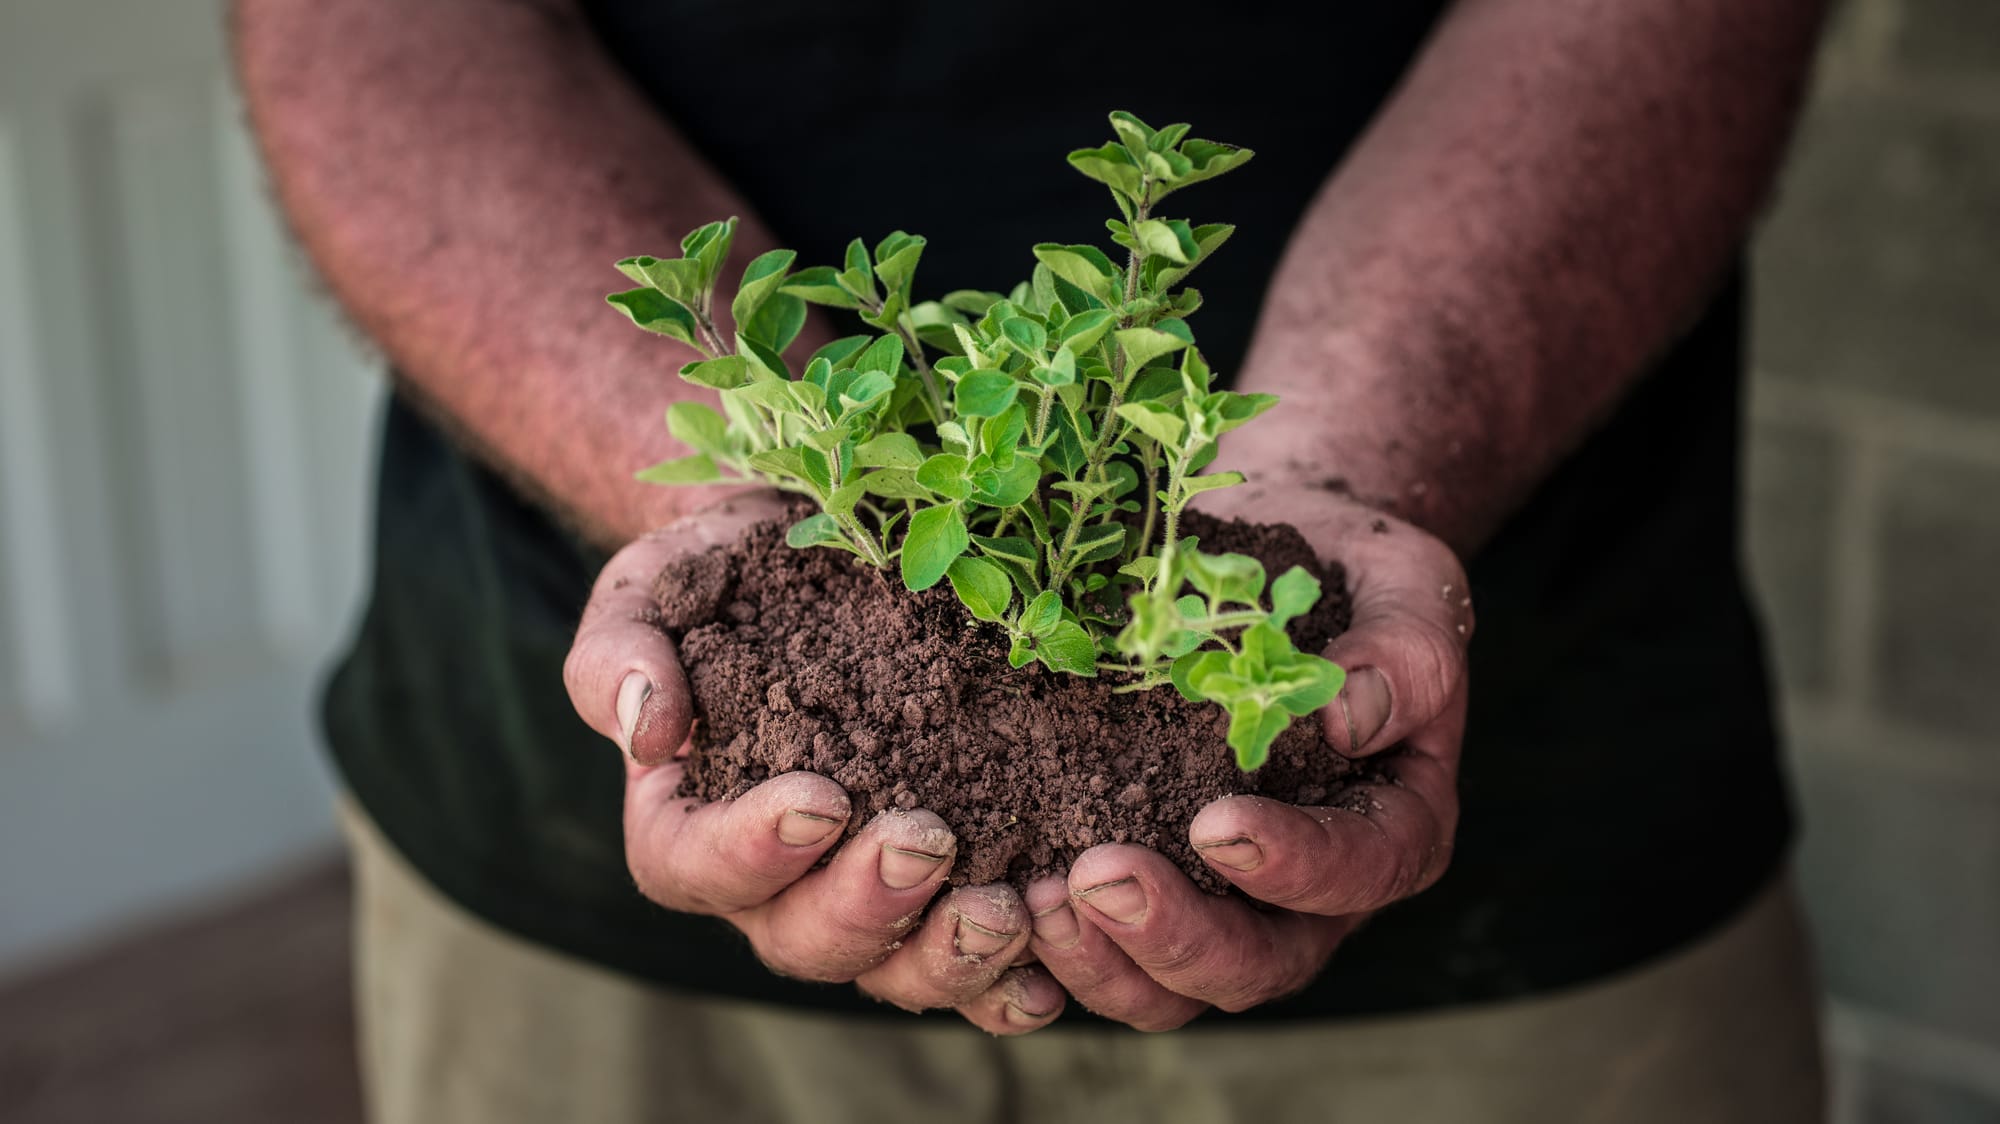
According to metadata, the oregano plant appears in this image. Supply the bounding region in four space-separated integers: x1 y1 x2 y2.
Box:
610 111 1345 770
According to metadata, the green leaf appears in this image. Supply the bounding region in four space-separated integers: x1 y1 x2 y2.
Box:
665 401 728 457
1115 401 1186 448
606 289 701 350
809 335 874 371
745 447 808 478
872 232 926 293
971 457 1039 507
678 355 750 390
946 556 1012 622
1225 699 1289 771
1020 590 1062 637
729 249 796 331
742 292 807 352
1034 345 1078 387
618 255 704 303
1008 636 1037 669
1115 326 1193 370
1000 317 1048 355
1277 656 1346 715
737 335 792 382
855 432 924 468
781 266 862 309
1133 219 1193 264
680 218 737 286
839 238 878 302
1186 551 1267 606
1065 143 1144 201
901 503 969 591
835 370 895 416
1268 566 1321 631
1207 391 1280 434
1179 470 1245 497
955 369 1019 417
1174 139 1257 190
634 453 720 484
785 512 849 550
855 333 905 377
1170 650 1232 702
1031 244 1122 307
1119 557 1159 583
1072 523 1127 565
915 453 971 501
972 534 1040 571
859 468 930 500
1034 620 1099 676
1059 309 1117 354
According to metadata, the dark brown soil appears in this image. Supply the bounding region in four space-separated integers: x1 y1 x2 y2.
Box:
656 509 1361 893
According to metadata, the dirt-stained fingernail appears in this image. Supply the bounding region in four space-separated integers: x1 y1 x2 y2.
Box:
1074 877 1147 925
1194 836 1264 872
879 845 948 890
954 916 1016 959
778 809 843 847
1031 901 1081 949
615 671 651 757
1337 666 1391 754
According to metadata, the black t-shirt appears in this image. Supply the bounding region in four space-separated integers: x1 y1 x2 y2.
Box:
321 1 1793 1021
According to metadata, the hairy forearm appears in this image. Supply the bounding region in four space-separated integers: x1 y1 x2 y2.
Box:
231 0 771 547
1228 0 1825 553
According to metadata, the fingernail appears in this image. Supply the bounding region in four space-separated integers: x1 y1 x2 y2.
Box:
1074 877 1147 925
615 671 652 757
1031 901 1081 949
879 845 948 890
954 916 1017 959
1338 666 1391 753
1194 836 1264 872
778 810 843 847
1004 1002 1050 1027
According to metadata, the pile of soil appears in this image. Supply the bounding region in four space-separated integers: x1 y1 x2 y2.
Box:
655 509 1361 893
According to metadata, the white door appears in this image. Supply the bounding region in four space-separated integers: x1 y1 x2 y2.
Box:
0 0 382 969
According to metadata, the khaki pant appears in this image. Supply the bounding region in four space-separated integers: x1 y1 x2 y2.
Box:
343 803 1826 1124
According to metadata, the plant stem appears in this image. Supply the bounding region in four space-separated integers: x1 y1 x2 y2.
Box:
889 314 948 424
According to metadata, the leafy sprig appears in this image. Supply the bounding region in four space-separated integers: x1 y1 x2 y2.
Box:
610 110 1344 770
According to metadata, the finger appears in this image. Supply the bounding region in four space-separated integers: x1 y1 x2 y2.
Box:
1189 752 1458 916
624 768 850 914
854 884 1029 1010
1066 846 1349 1013
736 809 956 983
1025 877 1207 1032
564 492 788 765
1314 511 1474 758
953 966 1067 1036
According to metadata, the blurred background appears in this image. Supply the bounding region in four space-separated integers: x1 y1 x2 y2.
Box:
0 0 1993 1120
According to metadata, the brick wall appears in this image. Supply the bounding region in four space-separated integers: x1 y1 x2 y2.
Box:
1744 0 2000 1119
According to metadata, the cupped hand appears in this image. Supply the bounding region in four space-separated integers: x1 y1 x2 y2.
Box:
564 491 1065 1034
1028 486 1473 1029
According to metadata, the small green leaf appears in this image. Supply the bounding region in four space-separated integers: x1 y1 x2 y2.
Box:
1179 470 1245 497
1020 590 1062 637
729 248 796 331
1119 557 1159 583
678 355 750 390
1115 326 1193 370
901 504 969 591
1008 635 1038 669
972 534 1040 571
742 292 807 352
1133 219 1192 263
781 266 862 309
972 457 1039 507
1186 551 1267 606
1277 656 1346 715
1072 523 1127 565
859 468 930 500
1225 699 1289 771
855 333 905 377
1035 620 1100 677
855 433 924 468
1031 244 1122 306
916 454 972 501
955 369 1020 417
999 317 1048 355
1115 401 1186 448
745 447 808 478
785 512 848 549
1065 143 1144 201
665 401 728 457
634 453 720 484
1170 650 1231 702
1058 309 1117 354
607 288 701 350
946 556 1012 622
1268 566 1322 631
872 232 926 293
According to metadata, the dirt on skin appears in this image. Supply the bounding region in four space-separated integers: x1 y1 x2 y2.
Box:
656 509 1362 893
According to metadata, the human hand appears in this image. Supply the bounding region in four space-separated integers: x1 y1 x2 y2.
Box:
1026 486 1472 1029
564 491 1066 1033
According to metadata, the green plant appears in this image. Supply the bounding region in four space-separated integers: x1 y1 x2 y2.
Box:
609 111 1344 770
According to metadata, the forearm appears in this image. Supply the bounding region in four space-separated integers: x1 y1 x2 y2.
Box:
1228 0 1825 553
232 0 768 548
